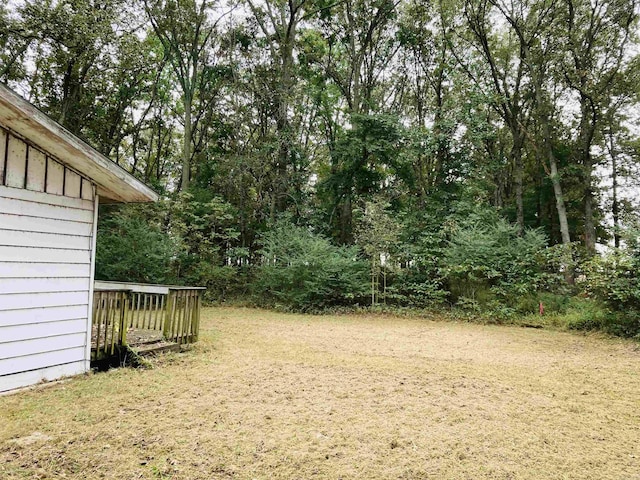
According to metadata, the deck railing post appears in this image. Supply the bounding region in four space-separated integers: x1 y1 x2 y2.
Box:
109 292 118 355
181 291 189 344
163 290 175 341
93 292 101 361
105 293 114 356
120 291 129 346
192 290 201 342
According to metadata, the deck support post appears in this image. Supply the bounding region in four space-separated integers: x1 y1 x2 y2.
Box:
120 291 129 346
163 291 175 341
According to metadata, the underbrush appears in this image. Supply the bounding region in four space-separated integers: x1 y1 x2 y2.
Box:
215 294 639 340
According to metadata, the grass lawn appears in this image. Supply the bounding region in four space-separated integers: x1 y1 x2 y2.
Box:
1 307 639 479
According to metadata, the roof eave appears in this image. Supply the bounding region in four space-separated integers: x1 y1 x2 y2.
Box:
0 83 158 203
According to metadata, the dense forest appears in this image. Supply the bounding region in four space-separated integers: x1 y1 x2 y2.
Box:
2 0 640 335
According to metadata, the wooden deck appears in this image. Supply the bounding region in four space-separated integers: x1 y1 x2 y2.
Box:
91 283 204 362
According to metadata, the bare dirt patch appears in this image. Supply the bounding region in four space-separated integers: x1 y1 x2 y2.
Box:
1 307 639 479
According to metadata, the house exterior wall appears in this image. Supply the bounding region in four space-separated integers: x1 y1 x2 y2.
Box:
0 127 97 393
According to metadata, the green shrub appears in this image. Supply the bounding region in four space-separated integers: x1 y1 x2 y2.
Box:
440 212 550 309
582 236 640 337
584 251 640 311
179 262 243 303
96 204 175 284
386 272 449 307
254 221 369 311
513 292 576 316
551 297 604 329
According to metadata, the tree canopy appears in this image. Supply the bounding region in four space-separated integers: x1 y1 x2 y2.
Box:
3 0 640 332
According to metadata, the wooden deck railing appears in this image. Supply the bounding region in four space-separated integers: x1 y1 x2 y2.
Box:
128 291 166 330
163 288 202 344
91 282 205 361
93 290 128 360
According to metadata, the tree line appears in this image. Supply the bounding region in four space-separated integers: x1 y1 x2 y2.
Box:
2 0 640 333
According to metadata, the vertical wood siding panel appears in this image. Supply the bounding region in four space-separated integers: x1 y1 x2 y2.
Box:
84 194 98 370
65 170 81 198
5 135 27 188
0 129 6 184
0 128 92 201
26 148 46 192
46 158 64 195
81 179 93 200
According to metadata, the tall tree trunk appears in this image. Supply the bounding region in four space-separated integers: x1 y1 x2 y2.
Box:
492 3 571 249
527 55 572 248
584 179 596 252
182 93 192 191
547 150 571 246
577 98 598 254
433 69 447 184
535 158 543 228
340 193 353 244
530 69 573 282
511 132 525 235
59 62 78 131
547 143 574 284
274 30 295 216
609 135 620 248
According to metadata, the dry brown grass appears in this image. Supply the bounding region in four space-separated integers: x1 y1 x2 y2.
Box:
2 307 640 479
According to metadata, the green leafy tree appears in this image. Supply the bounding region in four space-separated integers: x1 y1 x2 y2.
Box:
168 191 241 299
144 0 226 190
355 198 401 305
318 114 403 243
255 220 368 310
96 204 176 283
560 0 638 254
22 0 129 133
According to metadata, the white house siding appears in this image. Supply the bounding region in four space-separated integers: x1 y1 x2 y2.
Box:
0 127 97 393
